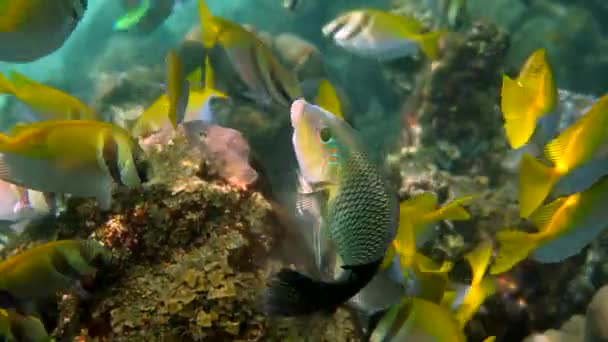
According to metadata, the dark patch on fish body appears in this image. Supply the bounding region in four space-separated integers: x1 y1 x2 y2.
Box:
102 134 124 186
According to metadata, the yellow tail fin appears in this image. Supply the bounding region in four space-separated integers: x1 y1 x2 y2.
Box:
417 30 445 60
315 79 343 119
466 240 493 286
519 153 559 218
490 229 540 275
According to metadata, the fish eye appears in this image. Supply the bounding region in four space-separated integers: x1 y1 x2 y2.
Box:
319 127 332 143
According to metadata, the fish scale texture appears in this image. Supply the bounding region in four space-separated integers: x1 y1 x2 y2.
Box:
328 151 395 266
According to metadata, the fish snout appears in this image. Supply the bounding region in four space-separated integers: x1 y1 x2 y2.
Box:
290 98 307 127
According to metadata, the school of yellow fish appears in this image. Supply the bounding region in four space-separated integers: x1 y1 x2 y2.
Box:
0 0 604 341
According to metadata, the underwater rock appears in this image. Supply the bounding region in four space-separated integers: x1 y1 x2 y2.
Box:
585 285 608 342
467 0 608 94
90 66 165 125
523 315 585 342
416 20 510 177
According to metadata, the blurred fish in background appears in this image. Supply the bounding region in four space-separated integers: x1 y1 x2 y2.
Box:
0 0 88 62
115 0 188 34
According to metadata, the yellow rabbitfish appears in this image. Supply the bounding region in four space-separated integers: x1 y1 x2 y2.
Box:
131 55 228 138
492 175 608 275
0 71 97 122
0 240 111 311
0 0 87 62
518 94 608 217
0 120 145 210
322 9 445 61
501 48 557 149
197 0 301 108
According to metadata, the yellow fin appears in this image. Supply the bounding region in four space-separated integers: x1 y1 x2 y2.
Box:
380 244 396 270
401 192 438 212
519 153 559 218
454 277 496 327
435 197 472 221
482 337 496 342
544 95 608 172
394 220 416 268
198 0 217 48
465 240 493 286
0 72 16 95
501 74 538 149
529 197 566 230
490 229 540 275
315 79 343 119
417 30 445 60
8 71 35 88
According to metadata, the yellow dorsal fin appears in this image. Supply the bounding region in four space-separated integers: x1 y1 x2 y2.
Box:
529 196 566 231
315 79 343 119
401 192 438 212
491 228 539 275
465 240 493 286
517 49 550 87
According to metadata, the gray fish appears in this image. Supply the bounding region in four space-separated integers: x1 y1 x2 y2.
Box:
264 99 398 316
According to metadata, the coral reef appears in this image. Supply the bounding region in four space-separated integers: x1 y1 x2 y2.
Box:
1 131 356 341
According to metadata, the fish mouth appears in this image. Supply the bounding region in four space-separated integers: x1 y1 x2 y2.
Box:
290 98 307 128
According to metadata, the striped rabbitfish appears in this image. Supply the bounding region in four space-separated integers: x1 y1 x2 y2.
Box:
0 0 87 62
197 0 301 108
264 99 398 316
0 240 111 308
0 120 147 210
322 8 445 61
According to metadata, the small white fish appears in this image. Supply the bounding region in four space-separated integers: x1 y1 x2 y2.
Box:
322 9 445 61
